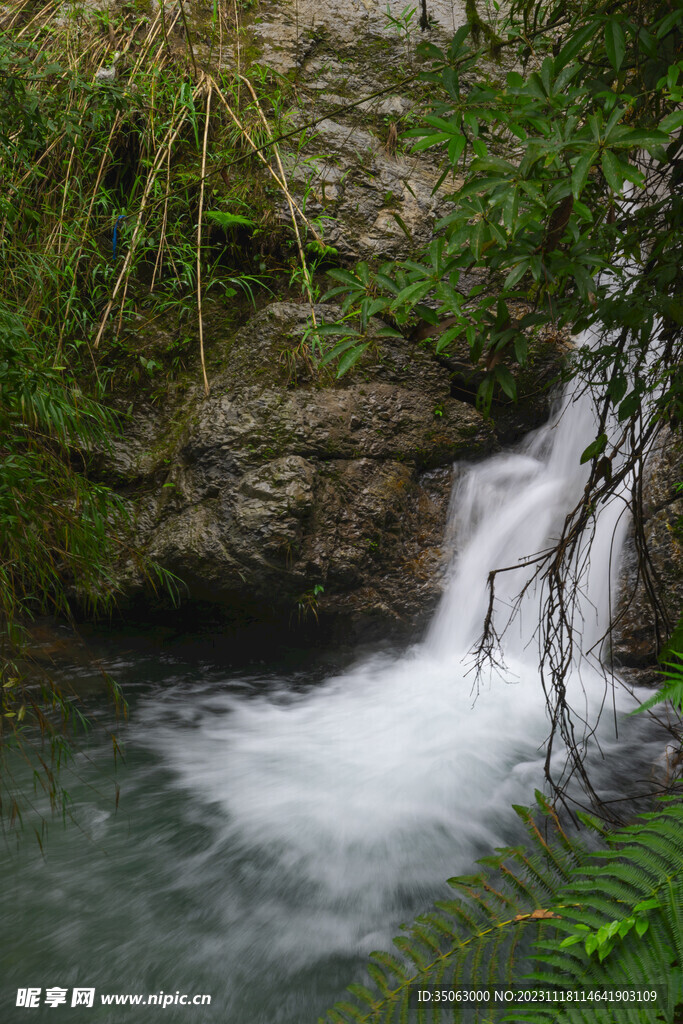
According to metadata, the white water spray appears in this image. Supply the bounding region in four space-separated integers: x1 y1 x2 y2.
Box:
141 364 639 969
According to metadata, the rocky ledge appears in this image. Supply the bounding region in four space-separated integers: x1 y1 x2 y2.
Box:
104 301 566 635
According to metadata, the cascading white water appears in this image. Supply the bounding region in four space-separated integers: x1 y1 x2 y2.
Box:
139 355 642 973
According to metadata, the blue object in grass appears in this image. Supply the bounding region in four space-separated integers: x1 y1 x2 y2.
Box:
112 215 127 261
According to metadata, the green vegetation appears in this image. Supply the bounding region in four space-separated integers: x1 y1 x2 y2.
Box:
320 780 683 1023
0 0 326 825
0 303 128 826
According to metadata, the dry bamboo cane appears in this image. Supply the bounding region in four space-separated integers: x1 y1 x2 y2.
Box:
14 0 56 39
232 0 241 101
1 0 35 32
196 85 213 397
150 122 177 294
93 89 201 349
238 74 319 333
208 77 324 247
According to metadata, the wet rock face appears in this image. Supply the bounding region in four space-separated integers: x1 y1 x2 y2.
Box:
612 430 683 683
248 0 469 262
117 302 496 632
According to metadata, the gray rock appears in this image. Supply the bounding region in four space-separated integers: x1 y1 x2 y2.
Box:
612 429 683 682
113 301 497 631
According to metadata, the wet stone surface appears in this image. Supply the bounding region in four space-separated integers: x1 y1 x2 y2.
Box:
109 302 496 634
247 0 468 260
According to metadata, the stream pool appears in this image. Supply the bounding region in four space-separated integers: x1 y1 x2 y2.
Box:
0 372 671 1023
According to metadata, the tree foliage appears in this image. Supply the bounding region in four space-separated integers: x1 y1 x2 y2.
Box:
323 0 681 411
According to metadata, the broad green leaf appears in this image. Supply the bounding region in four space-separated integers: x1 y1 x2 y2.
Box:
609 129 670 149
394 279 433 306
618 392 641 420
471 219 486 259
572 150 596 198
605 19 626 71
656 8 683 37
442 67 460 101
494 364 517 400
411 133 450 152
416 41 443 61
504 262 527 290
447 133 466 165
389 211 413 243
327 268 363 288
435 323 464 353
336 343 368 377
366 298 389 317
659 110 683 132
318 337 361 366
374 326 405 339
314 323 361 338
477 374 495 411
607 375 627 403
413 304 440 325
601 150 624 192
374 273 400 296
580 433 608 464
573 200 593 221
555 24 596 69
501 188 519 232
513 334 528 364
423 114 464 134
559 933 584 948
205 211 255 229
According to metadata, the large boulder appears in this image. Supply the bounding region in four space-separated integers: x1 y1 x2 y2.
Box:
109 302 497 633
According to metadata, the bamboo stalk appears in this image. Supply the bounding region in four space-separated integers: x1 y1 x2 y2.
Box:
208 77 324 246
56 144 78 257
177 0 198 76
196 85 213 397
239 75 318 331
14 0 56 40
232 0 241 101
93 90 201 349
150 115 177 294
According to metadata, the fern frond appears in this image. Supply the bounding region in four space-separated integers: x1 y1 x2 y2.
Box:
321 795 683 1024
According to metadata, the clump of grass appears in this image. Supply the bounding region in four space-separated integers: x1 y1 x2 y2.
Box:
0 0 332 829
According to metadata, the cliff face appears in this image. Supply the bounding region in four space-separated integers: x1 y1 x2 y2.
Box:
104 309 681 656
90 0 570 637
64 2 680 655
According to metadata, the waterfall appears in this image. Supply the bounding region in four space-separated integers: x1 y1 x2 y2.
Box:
139 358 641 973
